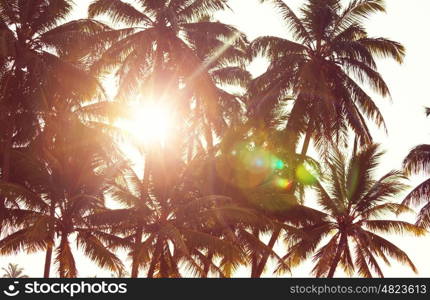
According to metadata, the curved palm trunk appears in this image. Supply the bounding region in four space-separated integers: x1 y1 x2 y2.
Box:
327 234 347 278
253 227 281 278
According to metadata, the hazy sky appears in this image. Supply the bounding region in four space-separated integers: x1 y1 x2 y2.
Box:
2 0 430 278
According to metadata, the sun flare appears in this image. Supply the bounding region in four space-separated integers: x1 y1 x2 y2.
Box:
118 101 174 145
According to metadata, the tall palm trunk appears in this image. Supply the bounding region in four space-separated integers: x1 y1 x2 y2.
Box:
300 122 313 157
202 251 214 278
0 125 13 236
59 239 66 278
132 146 151 278
253 227 281 278
43 201 56 278
250 229 260 278
147 238 162 278
327 234 347 278
2 126 12 182
58 233 70 278
43 244 53 278
204 120 216 196
131 226 143 278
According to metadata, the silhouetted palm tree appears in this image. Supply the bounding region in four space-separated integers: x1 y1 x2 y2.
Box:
403 144 430 228
0 116 124 278
0 0 425 279
249 0 405 153
1 263 28 278
182 15 251 160
283 144 424 277
0 0 110 236
245 0 406 277
88 0 242 151
91 148 270 278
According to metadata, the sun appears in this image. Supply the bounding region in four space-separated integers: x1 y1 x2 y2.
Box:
117 101 174 146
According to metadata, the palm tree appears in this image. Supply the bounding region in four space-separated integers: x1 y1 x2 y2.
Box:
1 263 28 278
180 14 251 160
91 150 268 278
282 144 425 277
200 126 321 277
248 0 405 152
0 116 124 278
403 143 430 228
88 0 244 150
0 0 112 236
246 0 405 278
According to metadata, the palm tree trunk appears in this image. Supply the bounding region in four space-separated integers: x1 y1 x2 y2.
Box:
327 234 347 278
0 126 12 239
202 251 214 278
43 245 53 278
254 227 281 278
301 121 313 156
250 229 260 277
2 127 12 181
59 234 67 278
43 201 56 278
204 120 215 196
147 238 163 278
131 226 143 278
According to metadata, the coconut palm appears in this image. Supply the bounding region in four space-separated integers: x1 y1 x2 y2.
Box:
246 0 406 276
282 144 425 277
1 263 28 278
201 126 320 277
0 0 109 157
180 14 251 159
403 144 430 228
88 0 246 150
0 0 115 237
90 147 273 278
248 0 405 153
0 116 124 278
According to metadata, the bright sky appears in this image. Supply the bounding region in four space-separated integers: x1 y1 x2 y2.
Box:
2 0 430 278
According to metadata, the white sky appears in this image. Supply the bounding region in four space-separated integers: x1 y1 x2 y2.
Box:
2 0 430 278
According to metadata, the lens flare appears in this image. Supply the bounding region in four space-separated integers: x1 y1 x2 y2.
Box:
217 145 282 189
243 149 271 174
117 101 174 146
275 177 292 190
273 159 284 170
296 164 318 185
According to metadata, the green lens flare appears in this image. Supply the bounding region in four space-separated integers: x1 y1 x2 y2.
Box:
276 178 291 189
274 159 284 170
296 164 317 185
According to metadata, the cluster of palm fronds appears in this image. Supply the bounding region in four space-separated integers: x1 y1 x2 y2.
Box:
0 0 428 278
